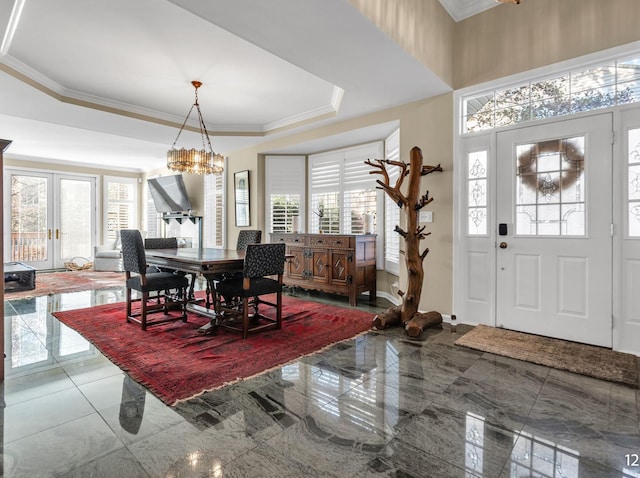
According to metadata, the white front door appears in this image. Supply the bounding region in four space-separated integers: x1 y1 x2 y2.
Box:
496 114 612 347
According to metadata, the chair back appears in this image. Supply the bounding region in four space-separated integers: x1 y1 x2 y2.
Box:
145 237 178 249
120 229 147 275
236 230 262 251
243 243 285 279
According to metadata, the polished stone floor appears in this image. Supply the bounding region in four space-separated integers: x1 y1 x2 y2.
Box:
3 284 640 477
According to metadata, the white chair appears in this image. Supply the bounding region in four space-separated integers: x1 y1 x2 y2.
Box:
94 235 123 272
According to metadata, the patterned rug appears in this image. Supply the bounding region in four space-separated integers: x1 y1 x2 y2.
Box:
53 295 375 405
455 324 639 388
4 270 124 300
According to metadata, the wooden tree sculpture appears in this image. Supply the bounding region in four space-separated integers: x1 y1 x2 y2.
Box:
366 146 443 337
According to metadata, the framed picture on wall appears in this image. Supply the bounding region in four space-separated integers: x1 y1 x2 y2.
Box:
234 170 250 226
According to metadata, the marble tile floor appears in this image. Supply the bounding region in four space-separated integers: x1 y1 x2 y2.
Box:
3 285 640 477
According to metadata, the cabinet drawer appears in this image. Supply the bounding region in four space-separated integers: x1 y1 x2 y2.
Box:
308 235 351 248
272 234 307 246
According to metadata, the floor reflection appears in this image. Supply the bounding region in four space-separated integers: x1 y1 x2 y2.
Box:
2 286 640 477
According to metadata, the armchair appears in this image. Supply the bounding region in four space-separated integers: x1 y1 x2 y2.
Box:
94 236 123 272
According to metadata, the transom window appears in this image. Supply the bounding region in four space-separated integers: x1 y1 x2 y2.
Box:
463 56 640 133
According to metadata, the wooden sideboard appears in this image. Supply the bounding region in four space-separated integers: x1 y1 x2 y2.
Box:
271 233 376 306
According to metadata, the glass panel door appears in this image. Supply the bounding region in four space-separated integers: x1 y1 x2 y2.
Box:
56 176 95 268
6 172 52 269
4 170 96 270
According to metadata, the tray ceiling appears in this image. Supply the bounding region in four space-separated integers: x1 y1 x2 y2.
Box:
0 0 494 171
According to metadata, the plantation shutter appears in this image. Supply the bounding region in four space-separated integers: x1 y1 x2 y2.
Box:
265 156 305 234
309 152 341 234
104 177 137 244
204 171 225 248
384 129 400 274
343 144 381 234
145 176 160 239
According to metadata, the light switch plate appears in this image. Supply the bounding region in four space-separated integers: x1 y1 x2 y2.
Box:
419 211 433 222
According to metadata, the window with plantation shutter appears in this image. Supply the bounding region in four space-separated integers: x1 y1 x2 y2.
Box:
145 176 160 239
204 171 225 248
309 152 341 234
103 176 137 244
343 152 377 234
265 156 305 234
310 143 383 235
384 129 400 274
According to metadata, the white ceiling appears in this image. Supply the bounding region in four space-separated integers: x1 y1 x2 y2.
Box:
0 0 497 172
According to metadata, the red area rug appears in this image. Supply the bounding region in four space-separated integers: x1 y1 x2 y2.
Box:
53 296 375 405
5 270 124 299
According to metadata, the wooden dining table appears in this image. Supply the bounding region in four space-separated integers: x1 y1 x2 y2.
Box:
145 247 245 277
145 247 246 332
145 247 293 334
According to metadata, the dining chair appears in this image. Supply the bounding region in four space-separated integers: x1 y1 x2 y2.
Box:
236 230 262 251
205 229 263 309
213 242 286 339
144 237 178 273
120 229 188 330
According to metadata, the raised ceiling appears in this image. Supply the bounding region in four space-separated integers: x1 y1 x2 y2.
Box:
0 0 497 172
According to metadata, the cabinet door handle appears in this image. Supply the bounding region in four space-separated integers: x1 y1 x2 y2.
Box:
56 229 59 240
48 229 52 240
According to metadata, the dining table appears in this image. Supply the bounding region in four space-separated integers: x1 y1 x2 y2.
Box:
145 247 246 333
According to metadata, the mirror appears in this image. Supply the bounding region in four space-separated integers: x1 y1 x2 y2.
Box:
234 170 250 226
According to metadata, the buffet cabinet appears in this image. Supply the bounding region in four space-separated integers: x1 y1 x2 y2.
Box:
271 233 376 306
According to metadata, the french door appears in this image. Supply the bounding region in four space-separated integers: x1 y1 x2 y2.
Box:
496 114 613 347
4 170 96 270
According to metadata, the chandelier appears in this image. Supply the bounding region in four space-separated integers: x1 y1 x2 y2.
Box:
167 80 224 175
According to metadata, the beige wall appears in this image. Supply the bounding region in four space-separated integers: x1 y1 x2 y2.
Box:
349 0 455 87
225 93 454 314
455 0 640 89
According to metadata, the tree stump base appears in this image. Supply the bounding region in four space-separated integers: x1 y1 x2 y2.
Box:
372 306 402 329
405 311 443 337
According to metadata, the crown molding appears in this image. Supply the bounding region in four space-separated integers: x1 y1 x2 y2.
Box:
438 0 498 22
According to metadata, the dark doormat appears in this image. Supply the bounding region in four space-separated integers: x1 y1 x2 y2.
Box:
455 325 639 388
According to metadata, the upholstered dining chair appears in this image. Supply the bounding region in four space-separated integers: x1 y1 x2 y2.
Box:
120 229 188 330
236 230 262 251
144 237 178 274
205 229 263 308
213 242 286 339
144 236 178 250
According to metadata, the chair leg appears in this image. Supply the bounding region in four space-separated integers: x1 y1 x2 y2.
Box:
276 290 282 330
181 286 188 321
242 296 250 339
141 291 149 330
126 287 132 323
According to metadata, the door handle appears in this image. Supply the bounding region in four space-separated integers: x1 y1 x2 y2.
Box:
499 242 508 249
56 229 59 240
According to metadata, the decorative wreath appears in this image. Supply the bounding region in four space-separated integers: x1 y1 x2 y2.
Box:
517 138 584 195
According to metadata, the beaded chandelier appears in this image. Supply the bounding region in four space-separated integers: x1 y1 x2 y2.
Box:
167 81 224 175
